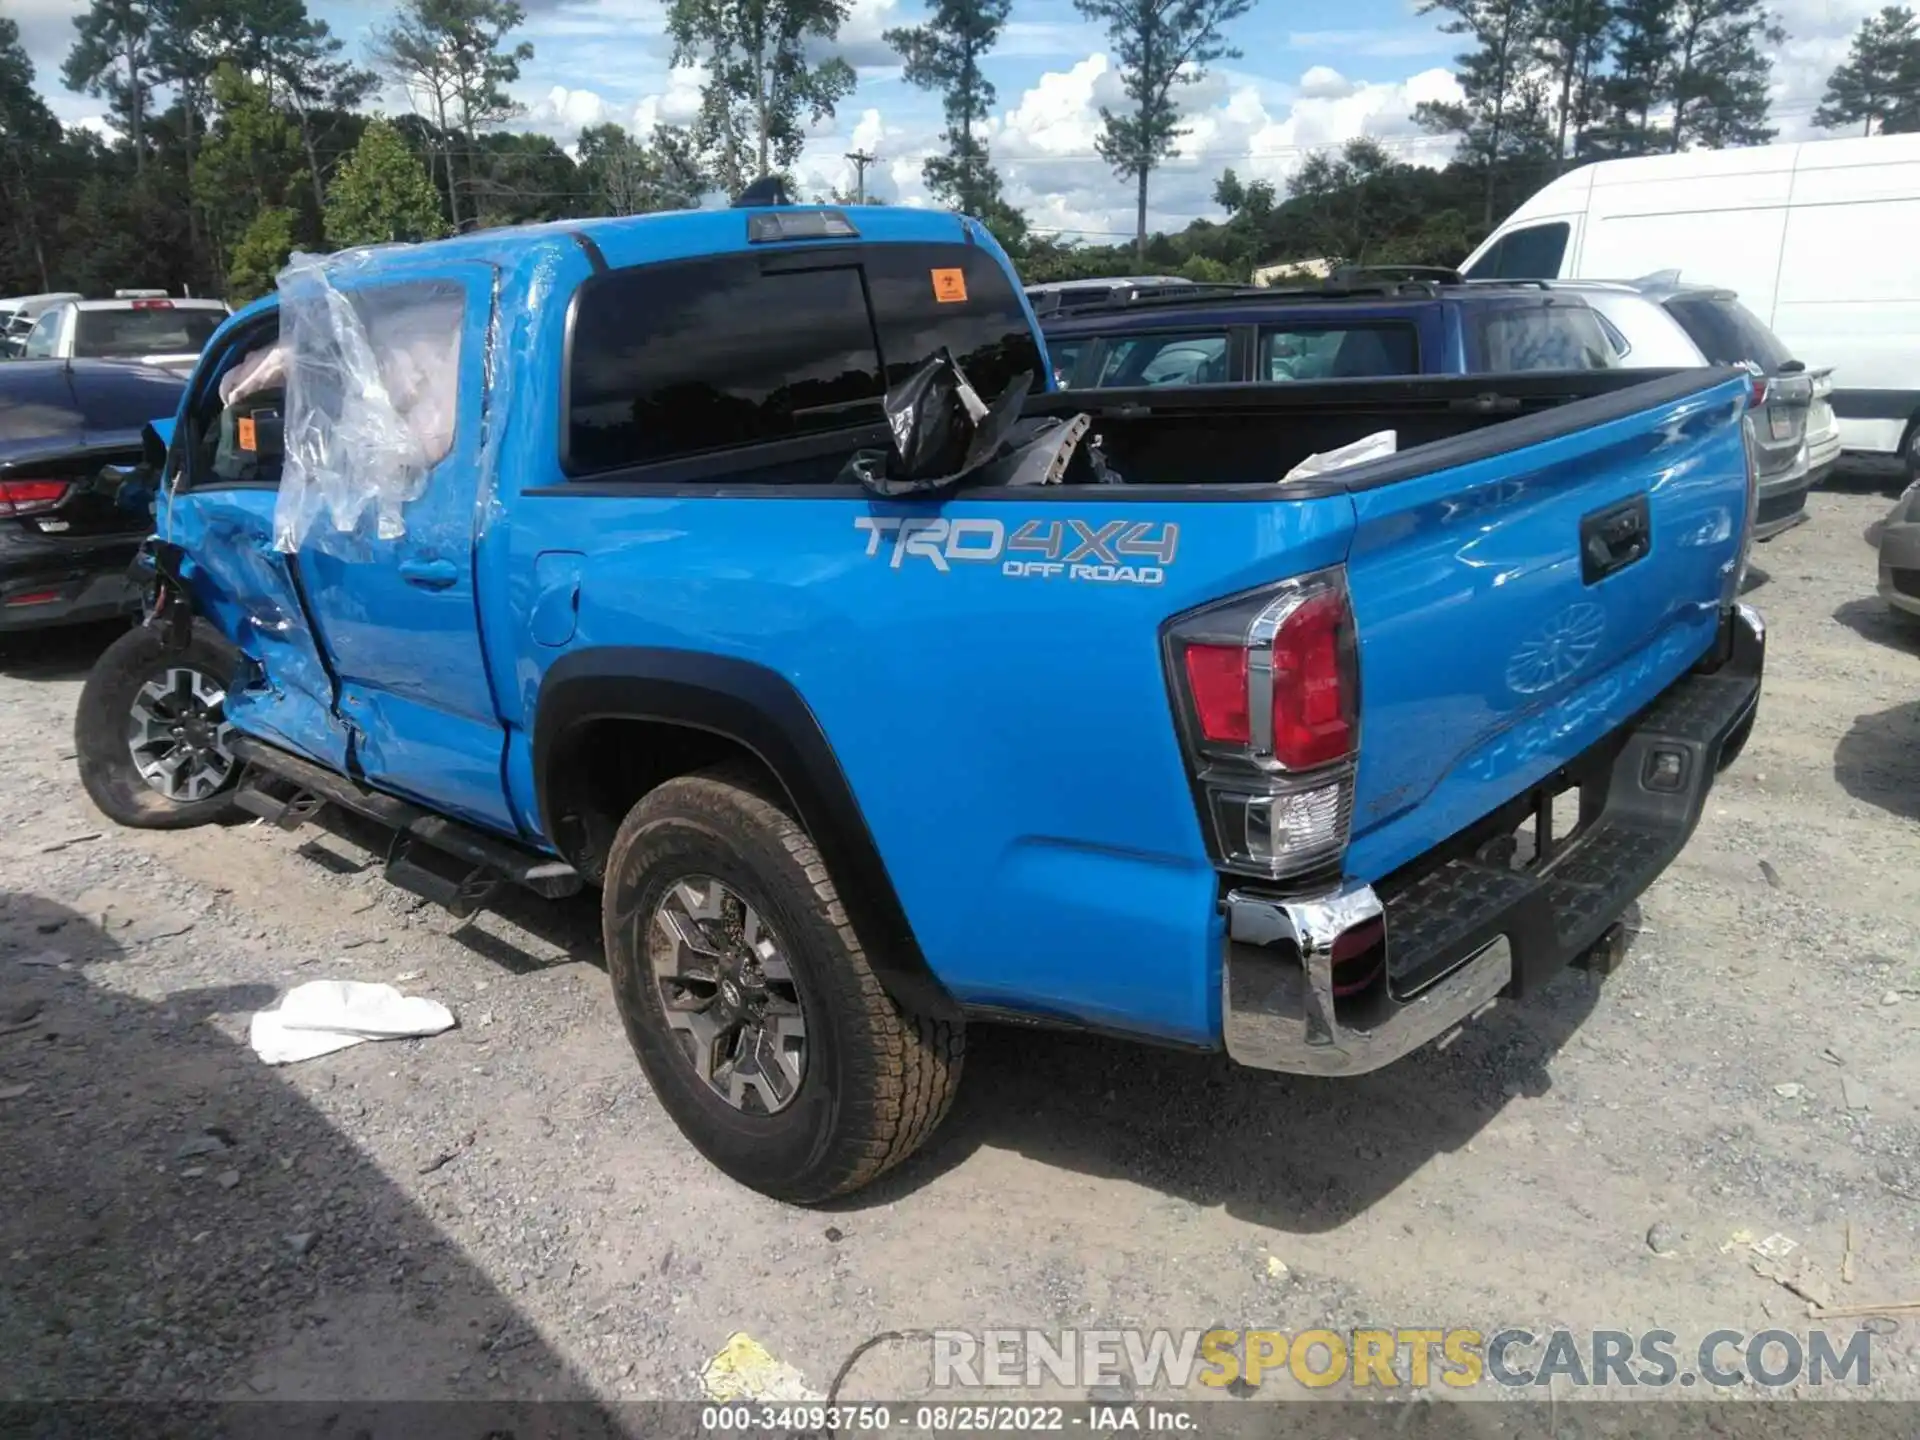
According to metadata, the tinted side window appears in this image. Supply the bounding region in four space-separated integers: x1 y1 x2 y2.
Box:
865 244 1043 399
1261 324 1418 380
1096 332 1229 387
1662 296 1790 371
568 257 882 474
1469 223 1569 280
1467 302 1613 371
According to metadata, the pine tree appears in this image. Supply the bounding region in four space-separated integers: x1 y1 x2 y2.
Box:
63 0 163 177
324 118 450 247
1665 0 1782 150
885 0 1010 219
1075 0 1254 262
1815 6 1920 135
1413 0 1554 223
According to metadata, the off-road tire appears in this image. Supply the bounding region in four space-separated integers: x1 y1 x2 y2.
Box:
602 766 964 1203
75 621 242 830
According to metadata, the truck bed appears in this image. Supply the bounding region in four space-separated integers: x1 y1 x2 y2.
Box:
1026 367 1727 492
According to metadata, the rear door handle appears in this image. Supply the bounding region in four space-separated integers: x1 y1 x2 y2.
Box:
398 558 459 590
1580 495 1651 584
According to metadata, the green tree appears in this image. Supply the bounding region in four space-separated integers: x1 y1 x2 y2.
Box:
1 18 62 290
1534 0 1612 162
63 0 163 177
1665 0 1782 150
324 117 450 246
227 203 294 300
1414 0 1551 224
266 5 378 214
468 130 575 226
1592 0 1670 153
1074 0 1254 262
885 0 1010 218
1814 6 1920 135
193 64 306 285
1212 167 1274 219
577 122 708 215
373 0 533 231
667 0 856 193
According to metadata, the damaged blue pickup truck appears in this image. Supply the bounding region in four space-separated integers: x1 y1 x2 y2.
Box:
76 201 1765 1203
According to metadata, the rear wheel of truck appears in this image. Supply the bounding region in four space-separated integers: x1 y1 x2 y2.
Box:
75 621 242 830
601 767 963 1204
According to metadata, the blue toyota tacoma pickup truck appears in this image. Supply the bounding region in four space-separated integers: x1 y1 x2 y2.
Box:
75 202 1765 1203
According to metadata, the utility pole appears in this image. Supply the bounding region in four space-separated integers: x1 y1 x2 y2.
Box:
845 149 879 204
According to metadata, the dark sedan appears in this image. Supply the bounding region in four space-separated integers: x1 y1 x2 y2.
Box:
0 360 182 634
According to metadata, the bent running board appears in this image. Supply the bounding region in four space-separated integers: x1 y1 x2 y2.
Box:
227 734 583 914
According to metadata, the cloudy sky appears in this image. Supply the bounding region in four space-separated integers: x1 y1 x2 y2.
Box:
7 0 1890 238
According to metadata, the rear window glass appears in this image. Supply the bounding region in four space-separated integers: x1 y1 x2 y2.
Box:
1096 333 1228 387
1261 324 1417 380
1467 302 1614 372
1662 296 1791 371
74 306 224 360
567 243 1041 475
1465 222 1570 280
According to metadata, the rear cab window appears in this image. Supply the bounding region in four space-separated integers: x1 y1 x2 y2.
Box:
1260 323 1417 380
565 242 1041 477
75 306 226 360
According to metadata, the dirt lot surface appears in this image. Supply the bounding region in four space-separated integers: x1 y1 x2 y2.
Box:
1 485 1917 1431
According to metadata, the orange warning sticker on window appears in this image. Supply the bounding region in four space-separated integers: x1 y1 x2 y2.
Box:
236 416 258 451
931 268 968 303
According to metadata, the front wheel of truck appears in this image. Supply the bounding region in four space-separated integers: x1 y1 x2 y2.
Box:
75 621 243 830
601 767 964 1204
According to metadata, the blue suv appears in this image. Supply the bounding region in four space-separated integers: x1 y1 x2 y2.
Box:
1039 270 1619 390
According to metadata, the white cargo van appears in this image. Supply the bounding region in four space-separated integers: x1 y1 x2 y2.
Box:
1460 133 1920 473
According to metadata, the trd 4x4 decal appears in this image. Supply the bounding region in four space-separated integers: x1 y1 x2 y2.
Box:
854 516 1180 586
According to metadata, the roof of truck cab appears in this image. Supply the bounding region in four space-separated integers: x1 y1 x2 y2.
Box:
221 204 989 331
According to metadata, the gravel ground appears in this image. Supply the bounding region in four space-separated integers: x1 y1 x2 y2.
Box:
1 483 1916 1429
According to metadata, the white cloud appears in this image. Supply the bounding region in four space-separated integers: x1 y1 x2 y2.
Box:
1297 65 1356 100
630 65 707 133
982 58 1463 237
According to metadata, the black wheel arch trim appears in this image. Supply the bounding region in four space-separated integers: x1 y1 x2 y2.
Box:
533 647 961 1020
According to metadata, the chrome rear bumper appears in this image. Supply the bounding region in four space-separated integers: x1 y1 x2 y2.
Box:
1224 885 1510 1076
1222 603 1764 1078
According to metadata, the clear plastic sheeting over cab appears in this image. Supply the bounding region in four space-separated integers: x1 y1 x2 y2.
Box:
271 250 464 552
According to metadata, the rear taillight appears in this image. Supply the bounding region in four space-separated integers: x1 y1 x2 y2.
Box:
132 299 174 311
1269 589 1355 769
1183 644 1251 744
0 479 70 516
1166 568 1360 882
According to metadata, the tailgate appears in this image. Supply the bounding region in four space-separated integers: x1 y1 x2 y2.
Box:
1340 369 1753 881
